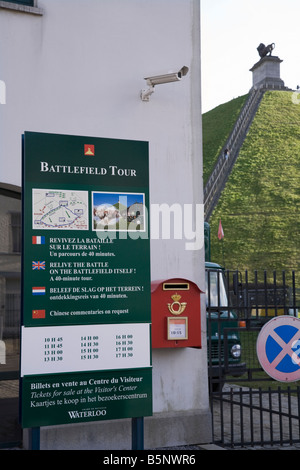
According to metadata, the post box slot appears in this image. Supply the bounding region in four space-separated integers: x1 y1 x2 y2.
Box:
163 282 190 290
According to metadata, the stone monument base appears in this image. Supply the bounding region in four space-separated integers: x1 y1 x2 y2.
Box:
250 55 286 90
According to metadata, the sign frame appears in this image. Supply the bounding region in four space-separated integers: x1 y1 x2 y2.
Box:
21 131 152 428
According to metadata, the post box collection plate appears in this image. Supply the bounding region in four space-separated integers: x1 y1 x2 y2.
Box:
151 278 202 349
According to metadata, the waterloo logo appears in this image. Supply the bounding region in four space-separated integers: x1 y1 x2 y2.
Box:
84 144 95 156
68 409 107 419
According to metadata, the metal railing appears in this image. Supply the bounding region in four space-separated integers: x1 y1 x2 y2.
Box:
204 88 265 220
207 269 300 448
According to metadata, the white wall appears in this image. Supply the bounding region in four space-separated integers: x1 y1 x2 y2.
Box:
0 0 211 449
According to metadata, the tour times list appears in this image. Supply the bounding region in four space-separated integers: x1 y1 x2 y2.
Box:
21 131 152 428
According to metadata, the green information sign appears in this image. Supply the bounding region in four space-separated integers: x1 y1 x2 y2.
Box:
21 132 152 428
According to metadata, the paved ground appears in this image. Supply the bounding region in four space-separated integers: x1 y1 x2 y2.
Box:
211 384 300 450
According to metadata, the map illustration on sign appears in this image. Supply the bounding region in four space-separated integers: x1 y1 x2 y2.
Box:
32 189 89 230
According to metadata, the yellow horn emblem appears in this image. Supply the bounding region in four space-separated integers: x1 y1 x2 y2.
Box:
167 293 187 315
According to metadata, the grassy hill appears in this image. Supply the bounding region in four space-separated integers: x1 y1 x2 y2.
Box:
203 90 300 279
202 94 248 185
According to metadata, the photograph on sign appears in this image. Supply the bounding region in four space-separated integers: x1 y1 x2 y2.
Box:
92 191 146 232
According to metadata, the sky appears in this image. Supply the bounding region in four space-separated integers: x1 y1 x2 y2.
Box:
93 192 144 208
201 0 300 112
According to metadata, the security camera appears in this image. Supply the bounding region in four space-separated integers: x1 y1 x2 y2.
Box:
145 66 189 86
140 66 189 101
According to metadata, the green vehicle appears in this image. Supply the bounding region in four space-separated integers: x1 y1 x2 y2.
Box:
205 223 245 391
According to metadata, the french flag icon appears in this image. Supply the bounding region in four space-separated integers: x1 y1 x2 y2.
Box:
32 236 45 245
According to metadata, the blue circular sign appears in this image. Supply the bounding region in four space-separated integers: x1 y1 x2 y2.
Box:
257 316 300 382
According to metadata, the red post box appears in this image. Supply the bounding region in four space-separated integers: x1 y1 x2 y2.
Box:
151 278 202 348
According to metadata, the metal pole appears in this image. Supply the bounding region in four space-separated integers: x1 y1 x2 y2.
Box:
132 417 144 450
31 427 40 450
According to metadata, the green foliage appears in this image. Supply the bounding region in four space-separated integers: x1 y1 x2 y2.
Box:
202 94 248 184
203 91 300 279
